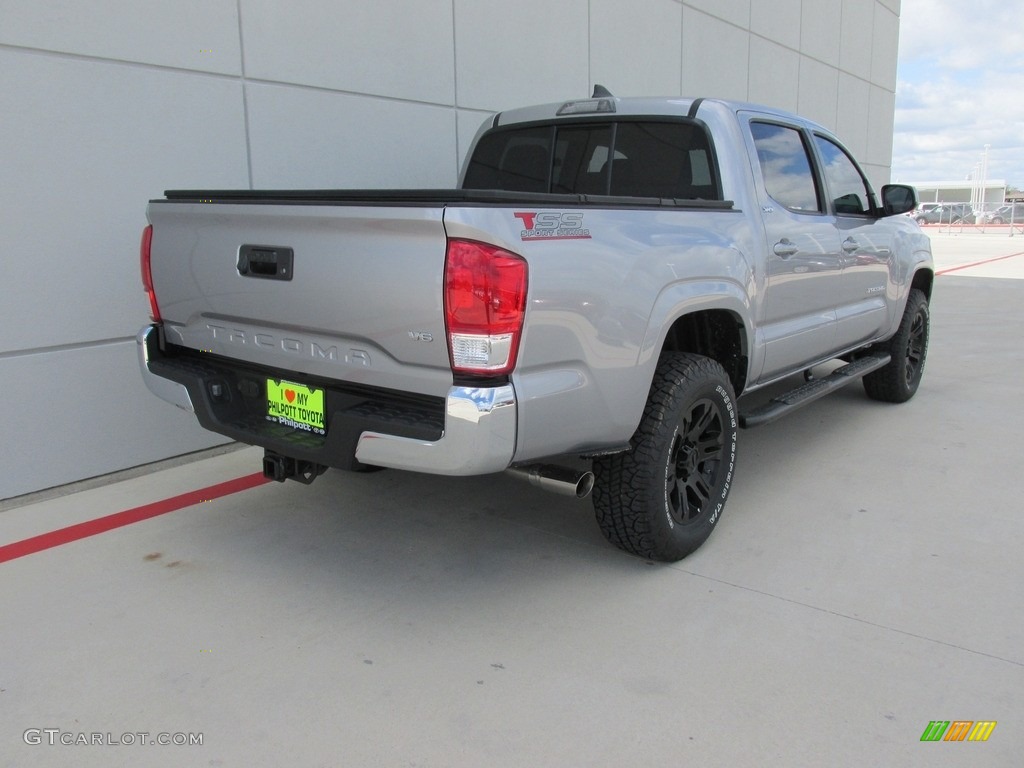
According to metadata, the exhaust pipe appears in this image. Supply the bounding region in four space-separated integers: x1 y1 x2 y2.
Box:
506 464 595 498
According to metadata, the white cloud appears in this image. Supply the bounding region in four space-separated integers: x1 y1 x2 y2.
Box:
899 0 1024 70
893 0 1024 187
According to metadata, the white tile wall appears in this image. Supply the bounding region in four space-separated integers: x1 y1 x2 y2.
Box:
590 0 683 96
750 0 802 52
0 0 904 497
871 5 900 92
681 8 750 101
867 84 897 167
840 0 875 81
749 37 800 113
0 0 242 74
454 0 590 112
683 0 750 29
801 0 842 67
837 71 872 160
246 84 458 188
798 57 840 130
240 0 455 104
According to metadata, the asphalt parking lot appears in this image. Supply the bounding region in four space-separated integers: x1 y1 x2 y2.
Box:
2 232 1022 767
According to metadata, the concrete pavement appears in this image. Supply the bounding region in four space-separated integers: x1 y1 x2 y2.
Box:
1 231 1021 767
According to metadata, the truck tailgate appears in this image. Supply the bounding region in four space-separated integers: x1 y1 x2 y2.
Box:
147 201 453 398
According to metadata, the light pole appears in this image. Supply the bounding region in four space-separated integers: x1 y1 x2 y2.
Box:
970 163 981 215
980 144 990 214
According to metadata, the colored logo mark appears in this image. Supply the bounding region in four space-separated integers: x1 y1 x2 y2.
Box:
920 721 997 742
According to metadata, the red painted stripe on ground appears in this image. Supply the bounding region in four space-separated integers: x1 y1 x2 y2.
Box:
936 251 1024 275
0 472 269 564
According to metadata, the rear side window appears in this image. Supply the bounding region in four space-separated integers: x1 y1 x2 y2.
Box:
464 120 721 200
462 126 552 193
750 122 821 213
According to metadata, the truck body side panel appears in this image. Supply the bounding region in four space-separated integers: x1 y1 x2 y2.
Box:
444 206 755 460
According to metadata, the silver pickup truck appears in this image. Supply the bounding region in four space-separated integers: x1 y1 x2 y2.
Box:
138 92 932 561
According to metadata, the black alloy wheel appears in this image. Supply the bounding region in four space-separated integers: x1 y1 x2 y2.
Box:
666 398 726 526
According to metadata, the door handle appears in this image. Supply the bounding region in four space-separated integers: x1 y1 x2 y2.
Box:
237 245 294 280
773 239 798 258
842 238 860 254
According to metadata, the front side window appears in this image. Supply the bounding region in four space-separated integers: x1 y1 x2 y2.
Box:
813 135 873 215
750 122 821 213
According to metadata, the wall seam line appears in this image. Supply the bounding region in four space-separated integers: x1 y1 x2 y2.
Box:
236 0 254 189
0 337 136 360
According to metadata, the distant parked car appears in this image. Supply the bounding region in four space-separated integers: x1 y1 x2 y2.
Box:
910 203 941 223
982 203 1024 225
912 203 973 224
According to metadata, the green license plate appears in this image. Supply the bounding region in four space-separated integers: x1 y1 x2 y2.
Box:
266 379 326 435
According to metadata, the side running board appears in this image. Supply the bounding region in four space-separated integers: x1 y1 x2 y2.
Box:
740 353 892 428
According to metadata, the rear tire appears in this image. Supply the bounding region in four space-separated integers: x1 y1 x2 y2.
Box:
593 354 738 562
863 288 930 403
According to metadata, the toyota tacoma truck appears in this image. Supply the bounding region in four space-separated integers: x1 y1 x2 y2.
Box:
138 91 932 561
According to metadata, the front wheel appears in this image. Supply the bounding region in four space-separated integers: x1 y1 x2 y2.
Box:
863 288 930 403
593 354 738 562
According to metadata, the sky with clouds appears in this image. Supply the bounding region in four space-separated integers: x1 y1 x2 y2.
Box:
891 0 1024 187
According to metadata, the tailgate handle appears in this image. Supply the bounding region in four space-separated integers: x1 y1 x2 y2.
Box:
237 245 293 280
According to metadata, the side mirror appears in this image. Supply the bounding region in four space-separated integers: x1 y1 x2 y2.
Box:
881 184 918 217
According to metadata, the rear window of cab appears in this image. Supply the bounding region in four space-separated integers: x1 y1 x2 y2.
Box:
464 119 722 201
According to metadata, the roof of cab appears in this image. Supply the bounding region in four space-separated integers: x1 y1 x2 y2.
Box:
491 95 829 135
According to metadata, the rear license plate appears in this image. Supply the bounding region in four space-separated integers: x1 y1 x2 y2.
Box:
266 379 326 435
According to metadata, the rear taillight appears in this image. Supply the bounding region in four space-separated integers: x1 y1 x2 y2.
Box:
444 239 528 376
140 224 161 322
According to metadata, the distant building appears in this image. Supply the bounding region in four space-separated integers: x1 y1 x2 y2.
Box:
906 180 1006 205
